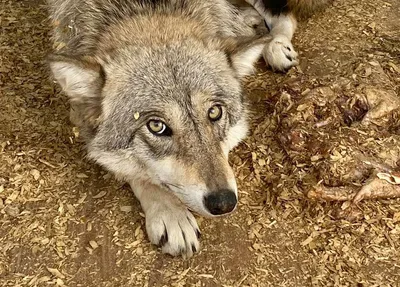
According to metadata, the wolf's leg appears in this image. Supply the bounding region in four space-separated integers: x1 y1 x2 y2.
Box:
245 0 299 71
263 13 299 71
129 180 200 258
240 6 265 28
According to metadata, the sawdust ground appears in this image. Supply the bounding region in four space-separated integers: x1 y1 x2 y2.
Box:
0 0 400 286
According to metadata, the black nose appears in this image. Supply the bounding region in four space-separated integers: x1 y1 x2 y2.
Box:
204 190 237 215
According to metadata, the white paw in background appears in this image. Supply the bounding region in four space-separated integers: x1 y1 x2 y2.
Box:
263 35 299 72
145 201 201 258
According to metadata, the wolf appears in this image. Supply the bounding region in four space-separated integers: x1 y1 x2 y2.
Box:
47 0 330 258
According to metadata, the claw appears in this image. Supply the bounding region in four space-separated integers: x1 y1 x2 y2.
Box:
158 225 168 246
196 229 201 239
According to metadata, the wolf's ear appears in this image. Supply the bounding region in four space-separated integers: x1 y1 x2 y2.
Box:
48 54 105 100
48 54 105 126
221 35 270 78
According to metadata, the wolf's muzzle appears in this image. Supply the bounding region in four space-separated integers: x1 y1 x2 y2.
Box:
203 190 237 215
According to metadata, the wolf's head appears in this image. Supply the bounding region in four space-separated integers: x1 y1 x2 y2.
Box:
49 30 267 217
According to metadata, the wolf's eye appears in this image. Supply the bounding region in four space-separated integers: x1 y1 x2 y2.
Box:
208 105 222 121
147 120 172 136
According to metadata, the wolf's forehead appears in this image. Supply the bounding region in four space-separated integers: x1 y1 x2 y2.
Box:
107 43 235 90
120 91 219 116
103 48 243 117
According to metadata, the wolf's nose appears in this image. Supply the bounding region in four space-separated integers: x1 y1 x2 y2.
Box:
204 190 237 215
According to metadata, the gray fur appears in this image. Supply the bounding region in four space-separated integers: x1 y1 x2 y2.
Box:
47 0 269 257
49 0 260 54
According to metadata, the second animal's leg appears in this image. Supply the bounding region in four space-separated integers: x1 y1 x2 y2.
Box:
245 0 299 71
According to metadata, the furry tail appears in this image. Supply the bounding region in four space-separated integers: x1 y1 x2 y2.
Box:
287 0 333 18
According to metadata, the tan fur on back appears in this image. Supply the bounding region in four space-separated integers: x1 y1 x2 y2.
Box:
288 0 333 18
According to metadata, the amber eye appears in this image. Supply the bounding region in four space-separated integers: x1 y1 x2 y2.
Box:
147 120 172 136
208 105 222 121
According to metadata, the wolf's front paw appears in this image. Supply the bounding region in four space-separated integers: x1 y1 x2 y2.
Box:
263 35 299 72
145 202 201 258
